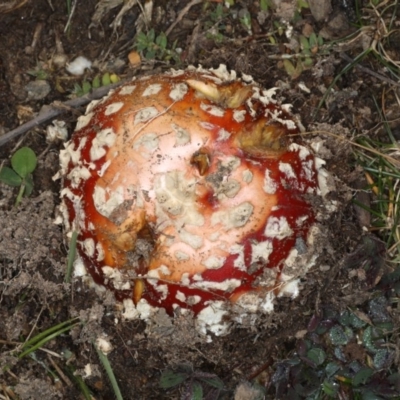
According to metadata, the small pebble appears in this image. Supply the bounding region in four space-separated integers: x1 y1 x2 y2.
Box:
25 80 51 100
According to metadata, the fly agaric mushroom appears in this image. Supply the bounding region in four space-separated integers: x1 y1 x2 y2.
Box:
60 65 333 336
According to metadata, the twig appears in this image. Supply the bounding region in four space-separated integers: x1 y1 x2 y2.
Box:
300 129 400 168
23 307 45 350
246 357 273 381
47 355 73 387
186 21 201 64
0 79 129 148
0 339 20 345
64 0 77 33
339 52 400 88
165 0 203 37
0 384 17 400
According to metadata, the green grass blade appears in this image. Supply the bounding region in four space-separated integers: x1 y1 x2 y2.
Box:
95 343 124 400
65 231 78 283
65 364 93 400
313 48 371 119
19 321 79 359
20 318 79 351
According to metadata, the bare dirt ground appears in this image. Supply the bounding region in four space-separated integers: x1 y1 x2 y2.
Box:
1 1 400 399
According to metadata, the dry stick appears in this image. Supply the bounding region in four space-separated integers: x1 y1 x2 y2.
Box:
1 385 17 400
339 52 400 88
0 79 129 148
64 0 77 33
47 355 73 387
165 0 203 37
298 130 400 168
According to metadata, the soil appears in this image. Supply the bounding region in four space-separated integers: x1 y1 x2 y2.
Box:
0 1 399 399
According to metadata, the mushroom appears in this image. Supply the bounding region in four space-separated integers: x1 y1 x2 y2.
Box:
60 65 333 335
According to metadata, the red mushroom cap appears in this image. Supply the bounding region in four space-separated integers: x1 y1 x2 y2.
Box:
60 65 331 335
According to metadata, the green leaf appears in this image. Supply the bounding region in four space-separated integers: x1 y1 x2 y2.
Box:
329 325 349 346
340 310 367 328
102 72 111 86
260 0 271 11
82 81 91 94
299 35 310 50
199 375 224 389
373 349 391 369
156 32 167 49
24 174 34 197
352 367 374 387
359 391 385 400
363 326 378 353
135 32 148 50
147 28 155 42
159 369 188 389
136 31 147 42
0 166 22 186
283 59 296 77
309 32 317 47
240 11 252 31
343 326 354 341
73 82 83 96
322 379 338 396
303 57 314 68
145 49 156 60
334 347 346 362
11 147 37 179
325 362 340 378
92 75 101 88
136 42 147 52
294 60 304 78
297 0 309 9
192 381 203 400
110 74 120 84
307 348 326 366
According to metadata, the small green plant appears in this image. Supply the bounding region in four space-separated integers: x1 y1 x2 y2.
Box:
293 0 309 20
72 72 120 97
204 2 231 43
27 62 49 80
160 363 226 399
134 28 180 63
283 32 326 79
207 2 228 23
268 300 400 399
0 147 37 206
239 9 252 34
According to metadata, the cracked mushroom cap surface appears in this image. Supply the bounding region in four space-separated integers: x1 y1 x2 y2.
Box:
60 65 332 335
